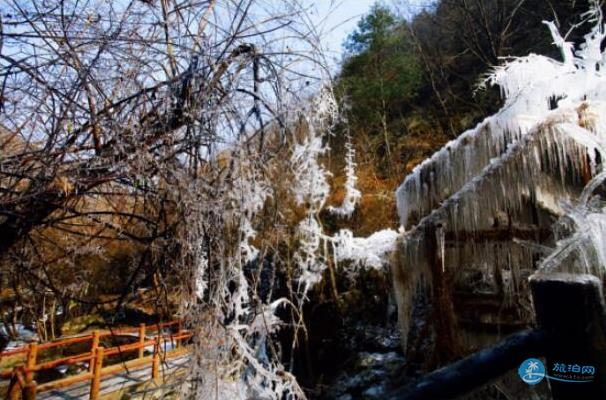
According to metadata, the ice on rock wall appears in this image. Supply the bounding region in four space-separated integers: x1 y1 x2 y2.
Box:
393 2 606 349
404 116 589 241
396 122 518 229
397 4 606 231
393 109 597 352
539 121 606 277
398 2 606 243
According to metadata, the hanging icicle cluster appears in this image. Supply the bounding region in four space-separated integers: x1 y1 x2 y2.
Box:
327 129 362 218
181 81 399 398
291 89 397 297
290 88 337 297
393 1 606 350
182 146 309 399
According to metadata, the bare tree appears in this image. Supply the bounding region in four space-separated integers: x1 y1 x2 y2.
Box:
1 1 334 396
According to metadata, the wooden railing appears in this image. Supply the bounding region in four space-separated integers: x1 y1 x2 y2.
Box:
1 320 192 400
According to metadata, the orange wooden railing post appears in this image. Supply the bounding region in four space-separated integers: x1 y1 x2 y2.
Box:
0 320 192 398
152 344 160 384
89 330 100 373
8 386 20 400
89 347 104 400
176 320 182 348
138 323 146 358
25 343 38 384
24 381 37 400
8 367 22 400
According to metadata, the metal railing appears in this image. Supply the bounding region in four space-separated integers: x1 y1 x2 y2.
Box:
388 273 606 399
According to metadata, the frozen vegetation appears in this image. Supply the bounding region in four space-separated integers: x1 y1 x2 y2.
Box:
394 2 606 349
6 1 606 399
185 2 606 397
185 85 399 399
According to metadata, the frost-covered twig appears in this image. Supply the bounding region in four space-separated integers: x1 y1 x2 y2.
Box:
327 130 362 217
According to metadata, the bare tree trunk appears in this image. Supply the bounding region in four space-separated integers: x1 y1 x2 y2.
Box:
407 23 457 137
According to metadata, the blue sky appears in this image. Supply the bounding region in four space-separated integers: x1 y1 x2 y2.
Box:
303 1 378 68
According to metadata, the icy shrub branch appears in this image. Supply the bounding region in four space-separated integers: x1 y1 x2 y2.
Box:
327 130 362 218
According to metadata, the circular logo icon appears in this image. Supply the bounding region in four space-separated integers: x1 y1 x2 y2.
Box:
519 358 545 385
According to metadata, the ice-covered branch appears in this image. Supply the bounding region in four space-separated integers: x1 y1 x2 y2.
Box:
327 131 362 217
331 229 399 269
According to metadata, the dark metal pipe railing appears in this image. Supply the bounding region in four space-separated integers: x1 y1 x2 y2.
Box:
388 329 546 399
389 273 606 400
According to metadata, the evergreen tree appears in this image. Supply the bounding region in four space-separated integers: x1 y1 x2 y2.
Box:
337 4 422 173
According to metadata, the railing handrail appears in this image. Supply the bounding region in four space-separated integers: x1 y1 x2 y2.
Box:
0 319 181 358
0 331 192 377
388 273 606 400
1 319 192 400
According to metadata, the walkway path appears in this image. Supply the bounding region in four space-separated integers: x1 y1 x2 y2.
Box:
38 354 190 400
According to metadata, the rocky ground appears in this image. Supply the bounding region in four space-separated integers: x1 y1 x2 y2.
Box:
318 324 406 400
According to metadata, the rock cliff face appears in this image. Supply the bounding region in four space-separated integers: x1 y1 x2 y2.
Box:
290 267 406 399
389 6 606 368
390 9 606 391
391 106 600 368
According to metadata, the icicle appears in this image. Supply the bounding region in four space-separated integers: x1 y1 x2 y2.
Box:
327 130 361 217
195 251 208 300
294 215 327 297
290 128 331 210
436 225 446 273
397 0 606 279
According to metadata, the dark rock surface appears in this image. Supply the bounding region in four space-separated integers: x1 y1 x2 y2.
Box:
318 328 407 400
